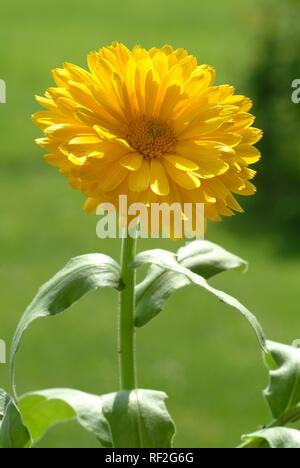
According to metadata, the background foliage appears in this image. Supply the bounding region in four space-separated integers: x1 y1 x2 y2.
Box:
0 0 299 447
237 0 300 248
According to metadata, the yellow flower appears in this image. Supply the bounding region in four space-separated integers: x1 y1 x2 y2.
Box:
33 42 262 224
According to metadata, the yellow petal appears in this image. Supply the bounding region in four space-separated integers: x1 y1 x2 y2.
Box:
226 194 244 213
150 159 170 196
35 95 58 112
202 178 229 200
64 62 95 85
184 66 216 97
120 152 143 171
144 69 160 116
94 125 134 152
47 87 70 101
152 51 169 78
203 132 242 147
35 137 57 150
75 108 102 126
68 154 88 166
175 141 230 177
32 111 58 129
86 141 130 163
163 159 200 190
97 164 128 192
205 204 222 221
44 153 69 169
52 67 70 87
67 80 101 113
94 125 118 140
244 168 257 180
128 159 150 192
239 128 263 145
230 113 255 131
45 124 89 140
68 135 101 146
206 85 234 105
84 197 101 213
158 84 182 120
238 180 257 195
236 144 261 164
163 154 199 171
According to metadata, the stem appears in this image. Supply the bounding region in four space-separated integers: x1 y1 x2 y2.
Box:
118 232 137 390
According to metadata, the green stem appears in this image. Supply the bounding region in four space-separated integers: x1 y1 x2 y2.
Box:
118 232 137 390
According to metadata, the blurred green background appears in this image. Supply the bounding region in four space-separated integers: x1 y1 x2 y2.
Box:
1 0 299 448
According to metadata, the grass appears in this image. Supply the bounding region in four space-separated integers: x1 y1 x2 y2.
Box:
1 0 299 448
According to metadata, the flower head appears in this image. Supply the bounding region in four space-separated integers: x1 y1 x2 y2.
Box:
33 42 262 225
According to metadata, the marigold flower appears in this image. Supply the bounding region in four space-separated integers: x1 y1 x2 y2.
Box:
33 42 262 224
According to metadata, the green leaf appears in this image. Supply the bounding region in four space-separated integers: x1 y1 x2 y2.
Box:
264 341 300 419
135 241 248 327
19 388 112 447
101 389 176 448
10 254 122 397
242 427 300 448
0 393 31 448
178 240 248 277
132 249 266 351
135 267 190 327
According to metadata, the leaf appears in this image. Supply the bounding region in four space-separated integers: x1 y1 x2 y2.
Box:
132 249 266 351
19 388 112 447
264 341 300 419
101 389 176 448
178 240 248 277
135 241 248 327
0 393 31 448
242 427 300 448
10 254 122 397
135 267 190 327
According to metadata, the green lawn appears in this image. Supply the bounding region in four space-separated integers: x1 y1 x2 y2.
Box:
1 0 299 448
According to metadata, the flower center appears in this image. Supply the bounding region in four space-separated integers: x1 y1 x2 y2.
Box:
126 116 176 159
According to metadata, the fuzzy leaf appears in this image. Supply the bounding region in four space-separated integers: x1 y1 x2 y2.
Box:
19 388 112 447
0 393 31 448
101 389 175 448
135 241 247 327
10 254 122 397
264 341 300 419
242 427 300 449
132 249 266 351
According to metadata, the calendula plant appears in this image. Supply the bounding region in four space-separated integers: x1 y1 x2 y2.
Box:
1 43 300 449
